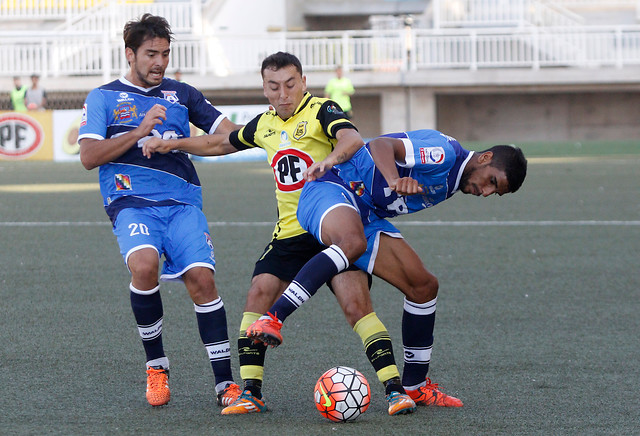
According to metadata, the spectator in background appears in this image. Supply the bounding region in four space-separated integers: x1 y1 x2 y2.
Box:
324 65 354 119
174 69 184 82
25 74 47 110
10 76 28 112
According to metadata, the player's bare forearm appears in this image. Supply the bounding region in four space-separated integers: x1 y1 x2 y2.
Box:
80 104 167 170
80 128 146 170
304 128 364 181
369 136 422 195
142 133 237 158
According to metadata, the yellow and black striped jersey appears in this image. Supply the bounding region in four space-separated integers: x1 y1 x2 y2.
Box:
229 92 356 240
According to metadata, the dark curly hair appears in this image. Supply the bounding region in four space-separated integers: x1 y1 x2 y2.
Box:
123 13 173 54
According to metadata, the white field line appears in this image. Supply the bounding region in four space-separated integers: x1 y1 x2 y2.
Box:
0 220 639 227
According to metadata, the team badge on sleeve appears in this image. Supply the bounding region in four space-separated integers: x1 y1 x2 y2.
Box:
115 174 132 191
419 147 445 164
80 103 87 127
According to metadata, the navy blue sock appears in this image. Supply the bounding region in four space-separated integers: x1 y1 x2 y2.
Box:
268 245 348 322
401 297 437 390
194 297 234 392
129 283 165 364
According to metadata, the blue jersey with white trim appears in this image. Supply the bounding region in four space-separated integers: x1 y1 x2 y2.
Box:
334 129 472 219
78 77 225 222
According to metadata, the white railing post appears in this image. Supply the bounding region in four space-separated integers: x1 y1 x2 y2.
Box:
102 32 111 83
342 33 350 70
532 27 540 70
433 0 441 30
615 27 623 68
470 30 478 70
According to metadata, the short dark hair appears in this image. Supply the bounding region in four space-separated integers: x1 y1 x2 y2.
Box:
483 145 527 193
123 14 173 54
261 52 303 77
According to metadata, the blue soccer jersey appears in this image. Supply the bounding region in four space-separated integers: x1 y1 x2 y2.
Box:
334 129 473 220
78 77 226 222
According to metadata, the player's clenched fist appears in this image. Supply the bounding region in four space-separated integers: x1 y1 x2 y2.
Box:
143 137 175 158
389 177 423 196
137 104 167 137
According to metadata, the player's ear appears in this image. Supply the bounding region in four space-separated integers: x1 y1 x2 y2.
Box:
301 75 307 92
125 47 135 66
478 151 493 164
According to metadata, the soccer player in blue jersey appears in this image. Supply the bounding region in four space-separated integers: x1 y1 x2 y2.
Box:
77 14 241 408
247 129 527 406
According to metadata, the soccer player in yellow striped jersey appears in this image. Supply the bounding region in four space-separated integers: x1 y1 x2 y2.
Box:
142 52 416 417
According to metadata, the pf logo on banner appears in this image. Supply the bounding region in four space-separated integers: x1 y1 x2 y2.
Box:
0 113 44 160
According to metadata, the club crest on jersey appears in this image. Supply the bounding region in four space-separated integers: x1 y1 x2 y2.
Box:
419 147 445 164
161 90 179 104
115 174 132 190
113 102 138 123
293 121 307 140
349 181 365 196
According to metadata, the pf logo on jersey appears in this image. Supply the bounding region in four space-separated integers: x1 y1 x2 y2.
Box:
271 148 314 192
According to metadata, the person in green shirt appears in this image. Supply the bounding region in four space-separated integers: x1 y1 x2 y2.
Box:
324 66 354 119
10 76 27 112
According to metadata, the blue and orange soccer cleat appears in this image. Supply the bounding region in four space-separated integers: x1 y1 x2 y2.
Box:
386 391 417 416
406 378 463 407
221 389 267 415
146 366 170 407
246 312 283 347
217 383 242 407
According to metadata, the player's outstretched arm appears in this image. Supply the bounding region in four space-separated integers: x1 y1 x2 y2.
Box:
304 128 364 181
142 132 237 158
80 103 167 170
368 136 423 196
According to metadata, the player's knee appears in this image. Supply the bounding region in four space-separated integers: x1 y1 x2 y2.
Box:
128 256 159 285
340 299 370 328
336 234 367 262
184 268 217 303
246 280 280 309
408 272 439 303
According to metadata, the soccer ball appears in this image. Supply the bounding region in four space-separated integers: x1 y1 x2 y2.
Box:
314 366 371 422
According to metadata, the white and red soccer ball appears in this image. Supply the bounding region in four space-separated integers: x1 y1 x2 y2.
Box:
314 366 371 422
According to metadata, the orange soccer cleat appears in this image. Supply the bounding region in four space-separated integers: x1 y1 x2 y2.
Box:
146 366 170 406
407 378 463 407
246 312 283 347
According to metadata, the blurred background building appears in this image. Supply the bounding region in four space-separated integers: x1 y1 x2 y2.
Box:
2 0 640 141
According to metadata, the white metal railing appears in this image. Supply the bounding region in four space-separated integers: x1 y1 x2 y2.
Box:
546 0 638 6
0 1 199 34
0 0 105 19
2 26 640 80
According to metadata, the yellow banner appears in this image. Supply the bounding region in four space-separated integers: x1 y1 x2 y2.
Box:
0 110 53 161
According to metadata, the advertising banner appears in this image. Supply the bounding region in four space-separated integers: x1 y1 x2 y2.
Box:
0 111 53 161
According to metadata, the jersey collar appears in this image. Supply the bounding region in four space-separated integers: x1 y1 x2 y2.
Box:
119 76 163 93
292 92 312 117
448 150 474 197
